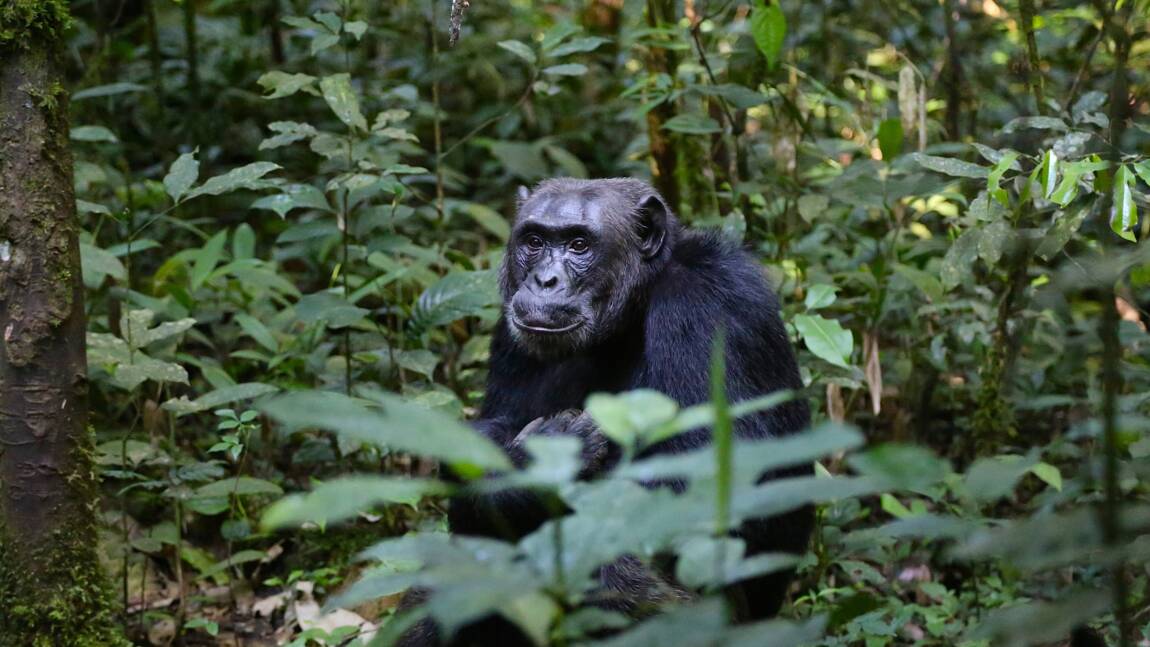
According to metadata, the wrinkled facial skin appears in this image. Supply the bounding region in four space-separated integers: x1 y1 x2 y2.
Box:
502 179 671 358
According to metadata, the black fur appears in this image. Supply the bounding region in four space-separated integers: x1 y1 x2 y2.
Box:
401 178 812 646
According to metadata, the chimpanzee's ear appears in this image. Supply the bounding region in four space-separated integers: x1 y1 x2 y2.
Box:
635 194 669 260
516 185 531 204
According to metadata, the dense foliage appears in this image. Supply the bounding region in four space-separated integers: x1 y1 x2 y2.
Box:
57 0 1149 644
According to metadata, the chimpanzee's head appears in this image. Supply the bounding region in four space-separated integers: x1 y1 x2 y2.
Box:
500 178 677 358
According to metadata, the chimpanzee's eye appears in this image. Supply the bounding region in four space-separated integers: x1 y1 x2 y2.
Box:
569 238 589 254
525 235 544 251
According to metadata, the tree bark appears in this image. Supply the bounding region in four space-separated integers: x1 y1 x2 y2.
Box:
0 4 125 643
643 0 681 215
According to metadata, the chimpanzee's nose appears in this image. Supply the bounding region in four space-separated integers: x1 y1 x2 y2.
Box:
534 272 559 291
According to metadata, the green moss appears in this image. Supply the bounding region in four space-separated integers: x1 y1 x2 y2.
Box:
0 0 72 49
0 427 128 646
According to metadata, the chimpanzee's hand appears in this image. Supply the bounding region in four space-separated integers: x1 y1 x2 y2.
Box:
511 410 611 478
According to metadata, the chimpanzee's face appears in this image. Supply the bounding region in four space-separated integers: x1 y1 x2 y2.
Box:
502 179 671 358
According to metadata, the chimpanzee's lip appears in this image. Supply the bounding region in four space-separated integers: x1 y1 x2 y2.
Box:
511 317 585 334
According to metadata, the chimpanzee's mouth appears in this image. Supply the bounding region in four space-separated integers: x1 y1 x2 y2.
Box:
511 317 585 335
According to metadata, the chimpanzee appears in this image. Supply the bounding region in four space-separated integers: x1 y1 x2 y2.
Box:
401 178 812 646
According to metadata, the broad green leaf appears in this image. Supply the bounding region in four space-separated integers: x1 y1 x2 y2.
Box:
397 349 439 379
186 162 281 201
320 73 368 132
751 1 786 71
190 230 228 290
164 151 199 203
296 291 369 329
911 153 988 179
548 36 609 57
892 264 943 301
497 40 536 64
259 390 511 470
940 228 980 290
251 183 332 218
1002 116 1069 133
257 71 318 99
804 284 837 310
70 125 118 143
542 63 588 76
793 314 852 368
235 314 278 352
199 550 268 577
692 83 768 110
1111 165 1138 242
848 443 951 490
195 477 283 498
797 194 828 222
262 477 450 529
963 454 1036 502
876 118 902 161
986 150 1021 206
163 383 280 416
410 270 500 333
1030 462 1062 491
586 390 679 448
259 121 317 150
662 113 722 135
344 20 368 40
80 241 127 287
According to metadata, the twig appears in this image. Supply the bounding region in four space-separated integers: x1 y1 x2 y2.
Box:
1017 0 1047 115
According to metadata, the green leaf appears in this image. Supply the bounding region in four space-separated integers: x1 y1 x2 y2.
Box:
199 549 268 577
586 390 679 448
497 40 536 64
257 71 318 99
986 150 1021 206
190 231 227 290
320 73 368 132
235 314 278 352
262 477 450 529
1111 164 1138 242
964 454 1035 502
803 284 837 310
251 183 332 218
194 477 283 498
793 314 852 368
70 125 118 143
397 349 439 379
80 242 127 287
911 153 988 179
164 151 200 203
662 113 722 135
876 118 902 161
259 121 318 150
1029 462 1062 491
751 1 787 71
259 390 511 470
163 383 280 416
892 264 943 301
548 36 609 57
72 82 146 100
1041 149 1059 199
410 271 500 333
296 291 369 329
186 162 281 201
344 20 368 40
940 228 980 290
542 63 588 77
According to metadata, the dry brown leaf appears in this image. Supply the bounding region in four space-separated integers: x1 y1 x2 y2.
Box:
864 331 883 415
826 383 845 423
1117 296 1146 331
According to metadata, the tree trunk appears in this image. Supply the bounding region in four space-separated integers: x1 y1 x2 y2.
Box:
0 4 125 644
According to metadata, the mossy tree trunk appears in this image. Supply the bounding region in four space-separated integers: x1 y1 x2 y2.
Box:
0 3 125 644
